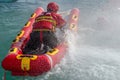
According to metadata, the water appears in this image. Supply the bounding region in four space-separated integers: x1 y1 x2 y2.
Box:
1 0 120 80
0 0 17 3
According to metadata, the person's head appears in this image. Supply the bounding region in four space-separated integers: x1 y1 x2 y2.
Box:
47 2 59 13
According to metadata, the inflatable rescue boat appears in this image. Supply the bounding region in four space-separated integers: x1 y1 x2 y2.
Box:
2 7 79 76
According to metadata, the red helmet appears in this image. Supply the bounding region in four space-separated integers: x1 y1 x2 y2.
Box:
47 2 59 13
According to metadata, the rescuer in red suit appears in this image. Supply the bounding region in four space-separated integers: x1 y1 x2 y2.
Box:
23 2 66 54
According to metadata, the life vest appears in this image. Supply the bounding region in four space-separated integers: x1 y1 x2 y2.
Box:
33 12 57 31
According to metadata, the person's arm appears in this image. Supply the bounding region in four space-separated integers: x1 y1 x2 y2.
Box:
56 14 66 28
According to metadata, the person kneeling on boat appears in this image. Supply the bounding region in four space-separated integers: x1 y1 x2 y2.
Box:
23 2 66 54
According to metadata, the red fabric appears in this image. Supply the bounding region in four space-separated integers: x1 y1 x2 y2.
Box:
51 12 66 28
33 21 53 30
33 12 66 30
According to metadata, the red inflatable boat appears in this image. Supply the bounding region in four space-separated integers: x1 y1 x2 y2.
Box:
2 7 80 76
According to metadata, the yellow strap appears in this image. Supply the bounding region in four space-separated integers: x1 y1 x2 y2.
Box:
72 14 78 21
69 23 77 31
33 29 51 31
47 48 59 55
24 21 31 27
35 15 57 26
37 16 53 19
35 19 56 26
31 13 36 18
17 30 24 38
9 47 18 54
16 55 38 71
21 57 30 71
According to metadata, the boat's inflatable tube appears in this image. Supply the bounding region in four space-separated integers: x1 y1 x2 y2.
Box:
2 7 80 76
68 8 80 32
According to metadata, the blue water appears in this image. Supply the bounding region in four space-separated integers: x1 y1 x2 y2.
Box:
0 0 17 3
1 0 120 80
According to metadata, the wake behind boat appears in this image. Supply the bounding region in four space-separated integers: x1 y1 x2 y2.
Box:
2 7 79 76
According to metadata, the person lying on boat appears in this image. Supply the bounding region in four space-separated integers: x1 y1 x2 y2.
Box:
23 2 66 54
